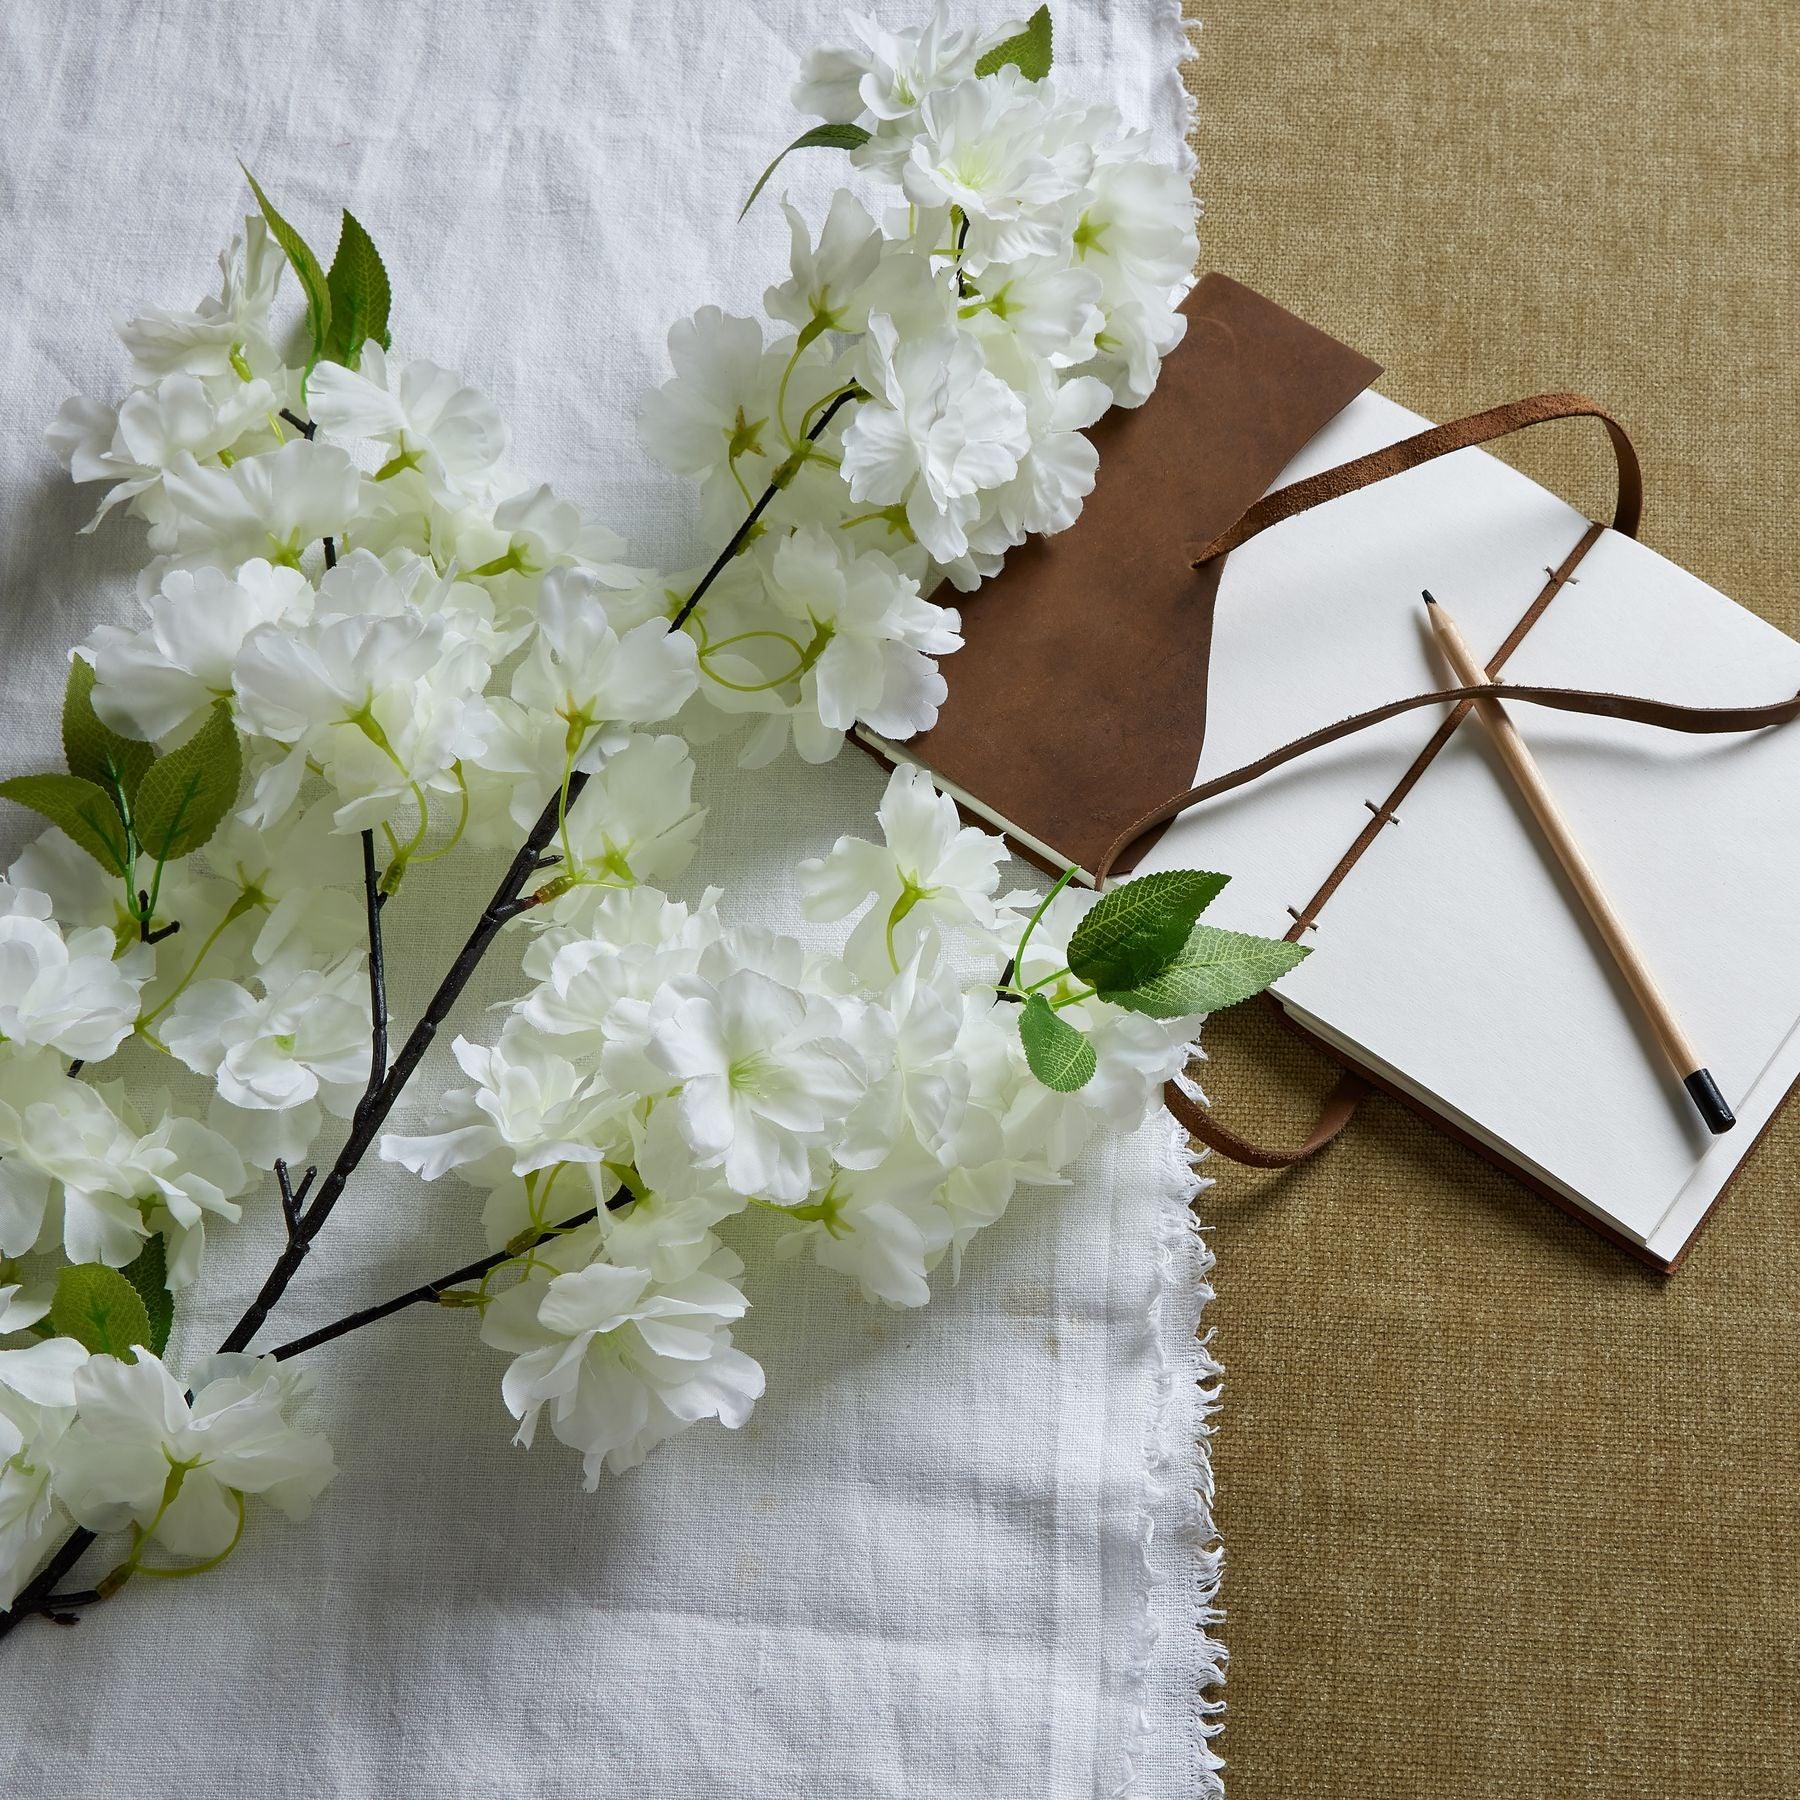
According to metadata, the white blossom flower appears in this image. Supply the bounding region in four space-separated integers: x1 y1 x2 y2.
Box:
967 365 1112 549
842 315 1029 561
510 569 699 740
479 1226 763 1485
551 733 706 893
203 802 366 972
380 1031 622 1185
775 1142 951 1307
233 608 491 831
0 1334 84 1608
765 192 884 338
160 965 371 1116
158 437 360 568
642 967 865 1203
87 559 312 742
0 885 146 1061
793 3 983 128
751 524 961 760
900 72 1094 272
116 214 286 382
308 345 508 506
637 307 840 532
481 484 646 597
799 763 1012 978
834 952 971 1168
48 373 278 534
52 1350 334 1560
961 254 1104 367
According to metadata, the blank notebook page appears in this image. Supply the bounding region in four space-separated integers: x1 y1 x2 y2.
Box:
1138 392 1800 1251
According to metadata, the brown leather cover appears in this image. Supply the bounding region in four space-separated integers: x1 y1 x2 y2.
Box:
894 273 1382 879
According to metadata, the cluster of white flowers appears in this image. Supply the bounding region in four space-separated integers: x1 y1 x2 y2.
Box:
641 2 1196 763
1 6 1207 1615
383 765 1199 1484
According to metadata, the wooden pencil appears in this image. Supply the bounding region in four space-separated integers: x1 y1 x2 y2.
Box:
1422 589 1735 1134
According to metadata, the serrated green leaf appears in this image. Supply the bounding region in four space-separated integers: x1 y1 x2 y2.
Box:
975 4 1054 79
1067 869 1230 992
132 703 241 864
241 166 332 390
740 123 873 220
118 1235 174 1355
1019 992 1098 1092
1100 923 1310 1020
51 1263 152 1360
61 656 154 814
0 772 134 875
323 208 392 367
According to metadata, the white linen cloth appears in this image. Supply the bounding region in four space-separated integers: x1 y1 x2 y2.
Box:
0 2 1220 1793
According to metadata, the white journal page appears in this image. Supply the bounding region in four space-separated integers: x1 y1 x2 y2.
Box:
1140 394 1800 1244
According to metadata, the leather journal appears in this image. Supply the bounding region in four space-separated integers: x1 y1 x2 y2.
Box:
858 274 1800 1271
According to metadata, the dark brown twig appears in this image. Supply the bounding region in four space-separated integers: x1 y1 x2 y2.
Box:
267 1199 610 1362
357 830 388 1100
670 388 858 631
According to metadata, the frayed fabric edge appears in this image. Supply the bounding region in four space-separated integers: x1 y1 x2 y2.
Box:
1109 1053 1226 1798
1158 0 1201 179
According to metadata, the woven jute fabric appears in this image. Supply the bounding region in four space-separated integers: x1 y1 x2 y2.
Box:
1181 4 1800 1794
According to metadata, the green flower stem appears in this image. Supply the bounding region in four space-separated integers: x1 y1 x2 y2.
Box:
795 380 860 441
1006 865 1078 995
411 763 470 865
133 1491 246 1581
137 891 259 1031
775 316 827 448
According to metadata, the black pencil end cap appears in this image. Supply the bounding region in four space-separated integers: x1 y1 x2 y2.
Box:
1684 1068 1736 1134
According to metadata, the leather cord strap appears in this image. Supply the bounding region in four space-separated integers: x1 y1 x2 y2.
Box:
1165 1061 1371 1169
1142 393 1794 1169
1098 676 1800 886
1189 392 1643 566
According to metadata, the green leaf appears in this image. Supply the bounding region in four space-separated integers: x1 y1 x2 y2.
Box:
1019 992 1098 1092
740 123 873 220
1100 923 1311 1020
0 772 133 875
975 4 1054 79
51 1264 152 1360
323 208 392 367
132 703 241 864
1067 869 1230 992
241 166 332 388
61 656 154 814
118 1235 174 1356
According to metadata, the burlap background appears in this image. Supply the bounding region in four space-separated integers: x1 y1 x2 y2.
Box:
1180 4 1799 1794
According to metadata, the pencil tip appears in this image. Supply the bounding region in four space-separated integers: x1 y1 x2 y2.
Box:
1421 590 1437 607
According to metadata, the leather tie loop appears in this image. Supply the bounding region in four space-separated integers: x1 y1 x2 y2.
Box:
1188 392 1643 566
1164 1064 1370 1171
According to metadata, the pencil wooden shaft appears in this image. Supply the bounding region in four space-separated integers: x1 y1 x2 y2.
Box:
1427 602 1705 1079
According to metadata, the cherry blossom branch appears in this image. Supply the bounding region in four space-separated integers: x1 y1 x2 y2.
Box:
358 829 389 1097
266 1198 615 1362
670 387 859 630
215 779 582 1359
1 400 847 1645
